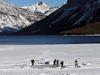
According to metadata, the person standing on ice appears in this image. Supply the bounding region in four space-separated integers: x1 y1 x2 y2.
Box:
31 59 35 66
57 59 59 65
60 61 64 68
75 60 78 68
53 59 56 65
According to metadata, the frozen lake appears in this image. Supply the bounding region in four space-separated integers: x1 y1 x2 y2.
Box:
0 35 100 75
0 44 100 75
0 35 100 44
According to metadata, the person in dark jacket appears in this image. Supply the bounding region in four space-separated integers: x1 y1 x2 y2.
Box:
57 59 59 65
60 61 64 68
53 59 56 65
31 59 35 66
75 60 78 68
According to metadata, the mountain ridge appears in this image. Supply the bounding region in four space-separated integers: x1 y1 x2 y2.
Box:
21 1 66 15
0 0 45 33
0 1 65 34
14 0 100 35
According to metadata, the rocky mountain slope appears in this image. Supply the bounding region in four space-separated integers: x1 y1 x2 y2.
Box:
15 0 100 35
21 1 66 15
0 0 45 33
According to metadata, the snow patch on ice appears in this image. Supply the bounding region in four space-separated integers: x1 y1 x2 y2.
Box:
82 63 91 66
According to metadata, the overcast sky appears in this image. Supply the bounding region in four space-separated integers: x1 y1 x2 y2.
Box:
2 0 67 7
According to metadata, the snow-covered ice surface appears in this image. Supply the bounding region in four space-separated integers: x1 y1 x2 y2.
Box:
0 44 100 75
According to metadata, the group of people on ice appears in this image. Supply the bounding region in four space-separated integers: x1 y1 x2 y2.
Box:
31 59 80 68
53 59 64 68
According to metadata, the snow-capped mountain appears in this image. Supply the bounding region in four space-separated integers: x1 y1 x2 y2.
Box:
21 1 51 14
0 0 45 33
21 1 66 15
15 0 100 35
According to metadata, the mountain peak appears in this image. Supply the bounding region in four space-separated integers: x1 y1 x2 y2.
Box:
0 0 45 33
21 1 51 14
37 1 44 6
36 1 49 7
